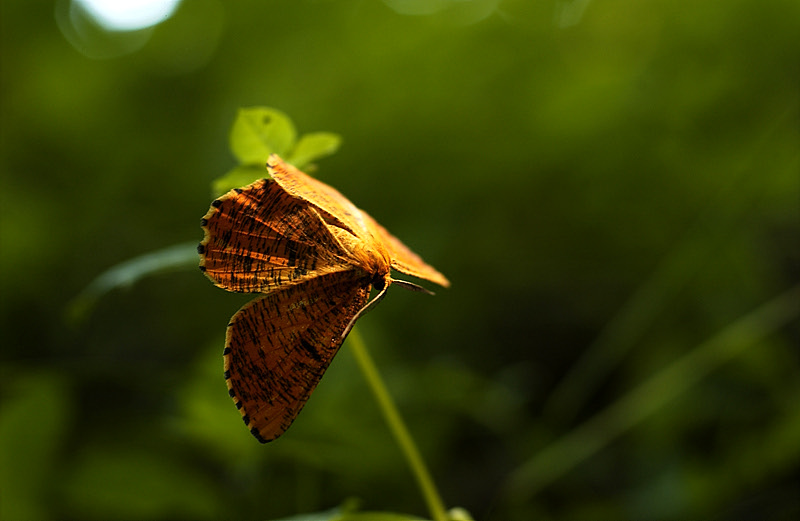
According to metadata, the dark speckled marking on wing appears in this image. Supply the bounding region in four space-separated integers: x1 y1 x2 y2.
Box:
199 178 354 293
223 271 371 442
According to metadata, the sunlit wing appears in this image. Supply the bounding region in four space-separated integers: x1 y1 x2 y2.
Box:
224 271 371 442
362 211 450 288
267 154 449 288
267 154 371 239
199 178 353 293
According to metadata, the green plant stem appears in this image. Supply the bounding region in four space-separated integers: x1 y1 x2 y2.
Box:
348 328 449 521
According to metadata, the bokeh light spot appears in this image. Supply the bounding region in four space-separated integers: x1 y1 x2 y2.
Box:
76 0 182 32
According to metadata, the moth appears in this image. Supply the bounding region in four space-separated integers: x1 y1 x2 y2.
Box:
199 154 449 443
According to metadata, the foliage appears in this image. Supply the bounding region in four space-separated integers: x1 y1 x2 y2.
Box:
215 106 341 196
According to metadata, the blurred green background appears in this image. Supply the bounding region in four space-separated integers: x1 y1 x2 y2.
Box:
1 0 798 520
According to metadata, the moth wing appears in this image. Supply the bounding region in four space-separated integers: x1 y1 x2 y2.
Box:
200 178 352 293
267 154 371 238
267 154 449 288
363 211 450 288
224 271 371 443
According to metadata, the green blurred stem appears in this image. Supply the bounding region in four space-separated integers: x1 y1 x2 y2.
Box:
505 284 800 503
348 328 449 521
541 109 797 426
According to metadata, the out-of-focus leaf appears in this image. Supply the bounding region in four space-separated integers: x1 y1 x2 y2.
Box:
62 447 221 520
683 382 800 513
270 500 358 521
505 285 800 502
554 0 593 27
0 371 71 521
271 507 429 521
338 513 427 521
211 164 266 197
66 242 199 323
287 132 342 170
270 507 343 521
229 107 297 165
172 340 266 466
445 507 474 521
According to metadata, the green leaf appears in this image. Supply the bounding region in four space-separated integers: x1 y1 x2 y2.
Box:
211 164 266 197
445 507 474 521
66 242 199 323
270 501 356 521
229 107 297 165
287 131 342 170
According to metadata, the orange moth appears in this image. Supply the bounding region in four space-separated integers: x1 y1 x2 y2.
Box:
198 154 449 443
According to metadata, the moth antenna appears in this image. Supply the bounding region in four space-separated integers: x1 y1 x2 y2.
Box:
341 284 390 339
390 278 435 296
341 278 435 339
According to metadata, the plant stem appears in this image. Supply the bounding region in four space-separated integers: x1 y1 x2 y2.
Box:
348 328 449 521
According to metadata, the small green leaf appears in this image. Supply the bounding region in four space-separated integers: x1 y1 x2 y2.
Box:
446 507 475 521
339 513 428 521
270 506 429 521
270 503 350 521
287 132 342 170
211 165 265 197
229 107 297 165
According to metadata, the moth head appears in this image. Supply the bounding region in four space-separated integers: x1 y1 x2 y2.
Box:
371 271 390 292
